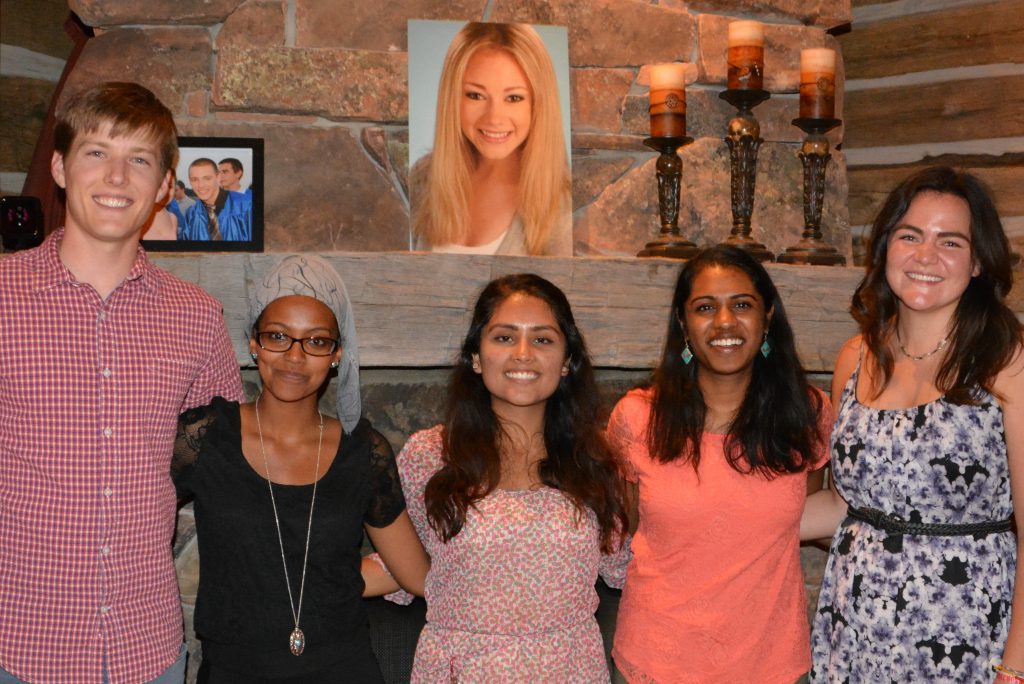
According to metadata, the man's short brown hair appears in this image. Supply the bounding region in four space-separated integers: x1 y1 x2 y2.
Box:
54 82 178 174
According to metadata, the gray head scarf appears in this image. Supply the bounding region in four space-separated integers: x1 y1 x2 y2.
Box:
247 255 361 433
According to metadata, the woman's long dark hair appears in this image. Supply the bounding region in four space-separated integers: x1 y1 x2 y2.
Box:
647 246 825 476
852 166 1022 403
424 274 628 551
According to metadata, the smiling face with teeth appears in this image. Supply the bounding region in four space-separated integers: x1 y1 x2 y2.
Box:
682 265 771 385
459 47 533 165
472 293 568 422
188 159 221 206
51 121 171 247
885 191 980 318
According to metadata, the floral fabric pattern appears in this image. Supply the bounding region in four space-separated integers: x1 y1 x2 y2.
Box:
394 426 629 683
811 364 1015 683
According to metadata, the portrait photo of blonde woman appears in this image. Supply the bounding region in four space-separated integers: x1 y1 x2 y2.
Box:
408 20 572 256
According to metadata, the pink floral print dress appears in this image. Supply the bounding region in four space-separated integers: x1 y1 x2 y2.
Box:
391 426 628 683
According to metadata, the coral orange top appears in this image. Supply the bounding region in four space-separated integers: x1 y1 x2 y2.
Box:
609 388 832 683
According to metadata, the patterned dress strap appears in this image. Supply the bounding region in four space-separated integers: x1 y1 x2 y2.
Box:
837 342 864 410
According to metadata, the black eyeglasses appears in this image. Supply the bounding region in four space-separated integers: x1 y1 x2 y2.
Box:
254 331 339 357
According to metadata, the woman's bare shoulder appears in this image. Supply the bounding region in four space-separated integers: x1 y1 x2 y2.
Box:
831 335 863 398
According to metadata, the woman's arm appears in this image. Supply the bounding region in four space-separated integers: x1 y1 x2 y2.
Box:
994 348 1024 672
606 394 642 536
172 402 219 505
806 467 826 496
799 338 858 541
361 428 438 599
599 530 633 590
807 386 836 496
361 556 399 596
364 512 429 597
800 484 848 541
599 397 642 587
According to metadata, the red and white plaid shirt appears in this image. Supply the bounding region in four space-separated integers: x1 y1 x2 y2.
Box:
0 230 243 684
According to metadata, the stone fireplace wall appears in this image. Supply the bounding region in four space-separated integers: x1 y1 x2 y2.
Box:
63 0 852 256
53 1 853 680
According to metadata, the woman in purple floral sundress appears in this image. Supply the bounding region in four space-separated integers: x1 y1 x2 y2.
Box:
801 167 1024 683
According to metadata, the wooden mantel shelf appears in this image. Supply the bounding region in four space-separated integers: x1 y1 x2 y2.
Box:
151 252 879 373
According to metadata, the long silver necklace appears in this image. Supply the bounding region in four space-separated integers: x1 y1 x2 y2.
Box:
896 328 949 361
254 396 324 657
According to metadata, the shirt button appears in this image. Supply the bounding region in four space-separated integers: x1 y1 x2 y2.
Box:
97 311 107 321
102 428 113 438
100 546 110 556
103 487 113 497
99 605 110 614
102 368 112 378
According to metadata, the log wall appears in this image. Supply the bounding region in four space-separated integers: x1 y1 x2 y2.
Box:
152 252 867 373
151 251 1023 373
838 0 1024 259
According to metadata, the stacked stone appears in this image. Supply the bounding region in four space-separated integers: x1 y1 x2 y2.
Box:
65 0 851 256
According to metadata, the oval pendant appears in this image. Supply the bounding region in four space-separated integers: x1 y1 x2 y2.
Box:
289 627 305 656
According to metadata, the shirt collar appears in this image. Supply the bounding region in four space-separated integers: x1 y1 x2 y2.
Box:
35 227 159 294
214 187 228 215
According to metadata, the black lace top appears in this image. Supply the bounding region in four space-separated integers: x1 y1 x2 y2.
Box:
173 397 405 679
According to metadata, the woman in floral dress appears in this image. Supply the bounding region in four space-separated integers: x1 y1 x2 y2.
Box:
383 273 629 682
802 167 1024 682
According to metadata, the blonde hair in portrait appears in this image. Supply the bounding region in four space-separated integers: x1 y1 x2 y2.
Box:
413 22 570 255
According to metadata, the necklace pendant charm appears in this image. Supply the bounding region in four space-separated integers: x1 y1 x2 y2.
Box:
289 627 306 656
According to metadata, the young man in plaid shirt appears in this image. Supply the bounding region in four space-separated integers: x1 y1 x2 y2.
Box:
0 82 243 684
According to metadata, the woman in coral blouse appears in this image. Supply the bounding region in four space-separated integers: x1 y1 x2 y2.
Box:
609 246 833 682
386 273 628 681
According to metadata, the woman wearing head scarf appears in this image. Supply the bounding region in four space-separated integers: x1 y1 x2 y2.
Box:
173 255 428 683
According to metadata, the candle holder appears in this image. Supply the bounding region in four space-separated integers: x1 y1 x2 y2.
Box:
637 136 699 259
777 117 846 265
718 89 773 262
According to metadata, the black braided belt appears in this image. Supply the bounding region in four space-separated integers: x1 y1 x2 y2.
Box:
847 506 1012 537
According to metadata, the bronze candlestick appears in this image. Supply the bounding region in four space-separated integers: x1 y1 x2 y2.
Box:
638 136 699 259
777 117 846 265
718 89 773 262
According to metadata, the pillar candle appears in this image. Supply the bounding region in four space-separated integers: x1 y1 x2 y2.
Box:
727 20 764 90
799 48 836 119
648 63 687 138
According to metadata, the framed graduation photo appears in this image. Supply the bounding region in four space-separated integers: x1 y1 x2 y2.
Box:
142 136 264 252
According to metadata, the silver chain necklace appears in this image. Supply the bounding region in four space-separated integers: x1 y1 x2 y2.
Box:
254 396 324 657
896 328 949 361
